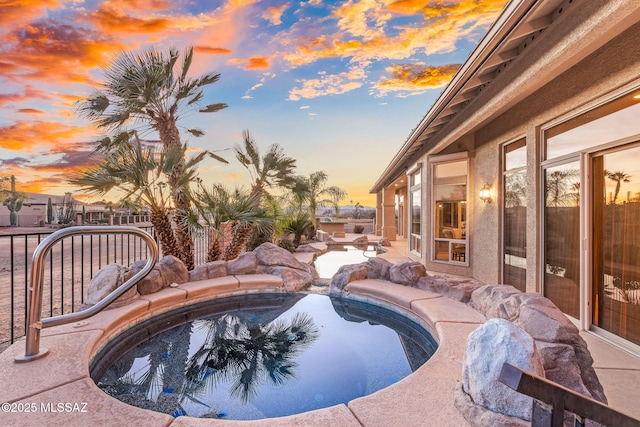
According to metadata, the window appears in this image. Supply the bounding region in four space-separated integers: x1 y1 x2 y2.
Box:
503 139 527 291
432 158 467 264
409 168 421 255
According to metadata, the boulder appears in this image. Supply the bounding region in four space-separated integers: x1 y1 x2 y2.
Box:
461 318 544 421
189 260 228 282
254 242 312 271
352 235 369 248
228 253 258 275
296 243 326 254
157 255 189 286
454 383 529 427
259 266 314 291
136 269 163 295
468 284 522 318
366 257 393 280
83 264 138 308
329 264 369 295
389 261 426 286
417 274 483 303
378 237 391 247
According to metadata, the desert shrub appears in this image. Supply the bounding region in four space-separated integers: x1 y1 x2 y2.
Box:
354 225 364 234
277 239 296 253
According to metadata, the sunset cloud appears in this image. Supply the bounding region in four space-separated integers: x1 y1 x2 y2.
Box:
288 66 366 101
195 46 233 55
229 56 271 70
0 0 59 29
262 4 289 26
0 120 92 152
1 20 122 84
0 85 52 106
372 63 460 96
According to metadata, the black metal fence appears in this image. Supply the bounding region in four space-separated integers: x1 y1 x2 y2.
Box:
0 225 211 353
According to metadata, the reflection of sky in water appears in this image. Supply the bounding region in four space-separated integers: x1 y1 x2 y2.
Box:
99 294 435 420
314 246 377 278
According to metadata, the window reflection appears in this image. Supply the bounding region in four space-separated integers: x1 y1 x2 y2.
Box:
593 146 640 346
544 163 581 318
433 159 467 264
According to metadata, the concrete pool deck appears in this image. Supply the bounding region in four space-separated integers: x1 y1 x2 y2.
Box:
0 273 486 426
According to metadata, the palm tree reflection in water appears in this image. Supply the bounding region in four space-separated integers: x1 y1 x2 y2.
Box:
99 311 319 418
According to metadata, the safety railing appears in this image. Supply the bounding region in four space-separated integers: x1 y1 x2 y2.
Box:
499 362 640 426
14 226 158 363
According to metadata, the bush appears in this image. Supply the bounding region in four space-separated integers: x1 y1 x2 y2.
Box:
277 239 296 253
354 225 364 234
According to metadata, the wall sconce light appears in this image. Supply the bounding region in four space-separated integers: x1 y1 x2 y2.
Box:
479 183 492 203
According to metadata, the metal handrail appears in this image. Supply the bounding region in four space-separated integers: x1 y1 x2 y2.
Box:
15 226 158 363
499 362 640 426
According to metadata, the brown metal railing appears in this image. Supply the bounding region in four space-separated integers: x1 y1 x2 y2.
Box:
499 362 640 426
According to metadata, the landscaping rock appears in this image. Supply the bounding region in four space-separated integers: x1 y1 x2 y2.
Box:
417 274 483 303
83 264 138 308
228 253 258 275
136 269 163 295
366 257 393 280
329 264 369 295
468 284 522 318
389 261 426 286
460 318 544 421
454 383 529 427
259 266 314 291
378 237 391 247
296 243 325 254
189 260 228 282
157 255 189 286
254 242 312 271
352 235 369 248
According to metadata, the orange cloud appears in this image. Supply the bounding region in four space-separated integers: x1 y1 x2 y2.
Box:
105 0 173 11
229 57 270 70
195 46 233 55
283 0 506 68
373 63 460 96
1 20 122 85
17 108 46 114
0 120 92 152
262 4 288 26
83 3 171 34
0 0 59 28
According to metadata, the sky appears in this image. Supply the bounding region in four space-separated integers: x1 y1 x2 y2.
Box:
0 0 508 207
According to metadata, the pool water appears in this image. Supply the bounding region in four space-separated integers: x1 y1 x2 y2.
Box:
314 245 378 278
91 293 437 420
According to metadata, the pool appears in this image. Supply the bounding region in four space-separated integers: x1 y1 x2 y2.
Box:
314 245 379 278
91 292 437 420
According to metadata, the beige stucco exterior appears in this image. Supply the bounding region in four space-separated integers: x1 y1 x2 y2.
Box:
372 0 640 349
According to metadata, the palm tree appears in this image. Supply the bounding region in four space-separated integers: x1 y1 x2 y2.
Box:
234 130 297 201
195 184 270 261
291 171 347 228
77 46 227 270
284 212 314 247
605 170 631 204
71 133 212 259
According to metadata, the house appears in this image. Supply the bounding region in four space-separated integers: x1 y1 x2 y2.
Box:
371 0 640 352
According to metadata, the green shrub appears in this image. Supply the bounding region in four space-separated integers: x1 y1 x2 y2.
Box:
354 225 364 234
277 239 296 253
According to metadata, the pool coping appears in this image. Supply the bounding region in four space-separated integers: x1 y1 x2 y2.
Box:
0 275 485 426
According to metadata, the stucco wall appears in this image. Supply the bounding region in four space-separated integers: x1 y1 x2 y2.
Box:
468 19 640 289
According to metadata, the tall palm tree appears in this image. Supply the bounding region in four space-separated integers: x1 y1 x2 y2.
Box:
291 171 347 228
71 133 212 259
605 170 631 204
234 130 297 200
77 46 227 270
